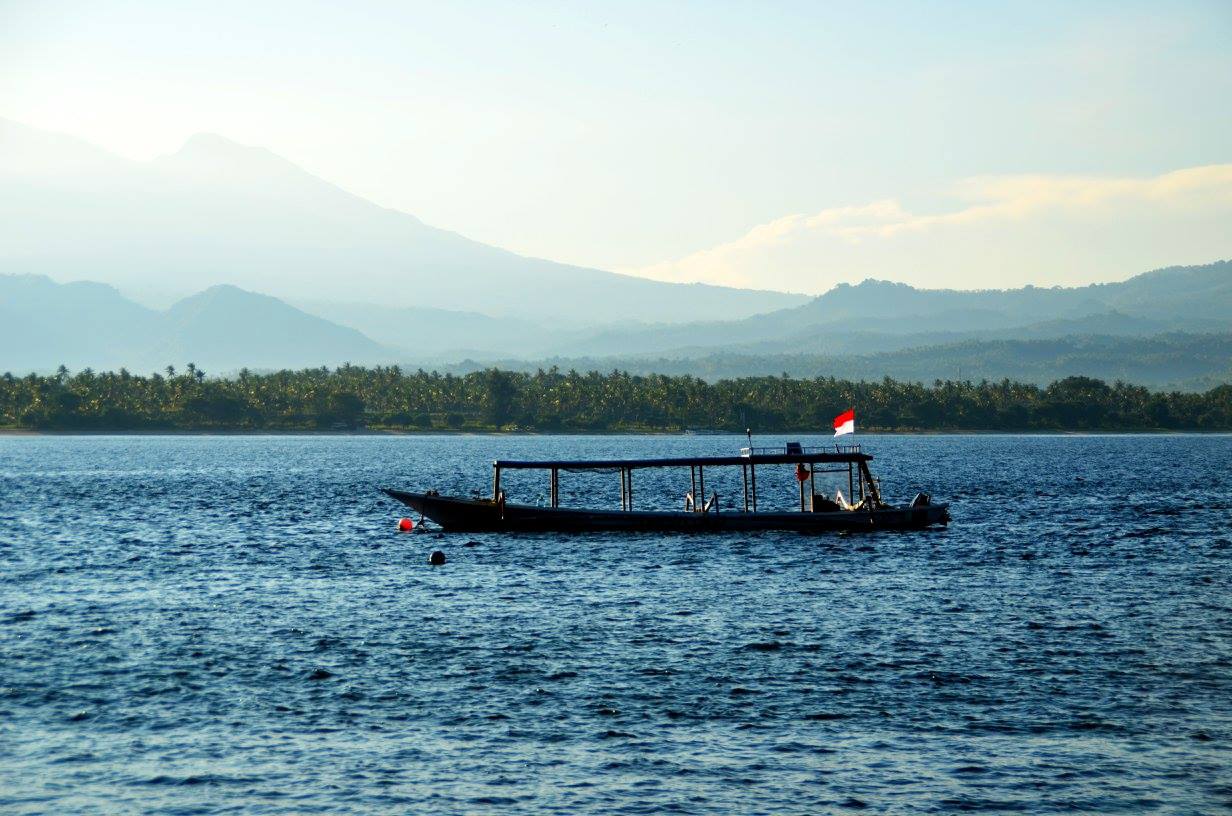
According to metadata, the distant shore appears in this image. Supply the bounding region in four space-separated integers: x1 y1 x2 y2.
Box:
3 427 1227 437
4 368 1230 434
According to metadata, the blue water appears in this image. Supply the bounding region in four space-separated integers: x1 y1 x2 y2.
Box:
1 434 1230 814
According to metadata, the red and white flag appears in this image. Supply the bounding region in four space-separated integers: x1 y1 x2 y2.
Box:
833 408 855 437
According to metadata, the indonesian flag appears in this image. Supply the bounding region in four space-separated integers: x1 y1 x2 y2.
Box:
833 408 855 437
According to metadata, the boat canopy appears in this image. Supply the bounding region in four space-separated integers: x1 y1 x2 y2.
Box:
494 445 869 472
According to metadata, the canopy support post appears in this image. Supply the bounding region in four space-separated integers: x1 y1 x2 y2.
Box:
750 463 757 512
858 461 880 504
809 467 816 512
742 463 750 512
492 464 501 501
550 467 559 508
698 466 705 512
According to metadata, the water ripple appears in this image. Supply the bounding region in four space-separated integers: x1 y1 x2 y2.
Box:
0 433 1230 813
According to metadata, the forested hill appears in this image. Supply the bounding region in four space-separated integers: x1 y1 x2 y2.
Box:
467 332 1232 392
3 366 1230 433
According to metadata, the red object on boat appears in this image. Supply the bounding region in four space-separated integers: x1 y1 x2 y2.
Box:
795 463 810 482
398 517 414 532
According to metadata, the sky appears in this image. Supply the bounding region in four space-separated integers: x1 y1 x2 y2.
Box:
2 0 1230 294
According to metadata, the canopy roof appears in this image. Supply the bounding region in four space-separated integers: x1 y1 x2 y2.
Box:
494 449 871 471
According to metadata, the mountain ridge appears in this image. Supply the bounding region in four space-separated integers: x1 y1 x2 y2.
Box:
538 260 1232 359
0 275 393 373
0 117 807 323
3 265 1231 390
447 331 1232 392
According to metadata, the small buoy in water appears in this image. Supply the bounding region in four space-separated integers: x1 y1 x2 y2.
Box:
397 517 414 532
429 550 446 566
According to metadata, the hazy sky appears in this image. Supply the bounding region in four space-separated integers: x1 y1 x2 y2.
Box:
3 0 1230 293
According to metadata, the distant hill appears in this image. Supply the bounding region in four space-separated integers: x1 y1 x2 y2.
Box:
0 275 391 372
781 259 1232 330
153 285 388 371
293 299 570 360
537 260 1232 359
6 263 1232 387
0 275 160 371
0 118 806 324
453 332 1232 392
303 261 1231 361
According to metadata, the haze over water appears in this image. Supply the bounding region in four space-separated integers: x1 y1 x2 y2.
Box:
1 434 1230 813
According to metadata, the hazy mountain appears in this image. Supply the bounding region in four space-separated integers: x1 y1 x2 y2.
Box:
418 261 1232 389
3 111 1228 384
153 285 389 371
0 275 160 372
453 332 1232 392
0 120 124 176
294 299 571 359
5 268 1231 389
0 275 390 372
8 260 1229 377
0 118 806 324
538 261 1232 359
785 260 1232 329
270 258 1227 363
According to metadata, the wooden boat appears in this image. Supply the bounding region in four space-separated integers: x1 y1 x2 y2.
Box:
382 443 949 533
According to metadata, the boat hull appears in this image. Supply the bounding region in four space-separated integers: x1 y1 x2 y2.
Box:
382 489 949 533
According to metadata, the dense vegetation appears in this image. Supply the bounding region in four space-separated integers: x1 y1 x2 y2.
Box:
2 364 1230 432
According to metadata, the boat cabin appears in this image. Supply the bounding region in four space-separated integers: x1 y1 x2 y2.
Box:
490 443 881 514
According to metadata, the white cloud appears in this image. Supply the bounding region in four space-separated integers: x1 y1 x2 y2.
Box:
626 164 1232 293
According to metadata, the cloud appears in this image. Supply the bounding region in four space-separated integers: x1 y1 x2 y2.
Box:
626 164 1232 293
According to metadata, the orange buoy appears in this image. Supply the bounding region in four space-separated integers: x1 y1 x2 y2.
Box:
397 517 414 532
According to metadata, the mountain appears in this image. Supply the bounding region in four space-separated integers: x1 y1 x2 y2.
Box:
0 275 390 373
782 260 1232 330
295 263 1222 362
452 332 1232 392
293 299 570 359
0 119 124 176
153 285 388 371
0 275 160 372
0 118 806 324
5 267 1231 388
534 261 1232 359
414 261 1232 389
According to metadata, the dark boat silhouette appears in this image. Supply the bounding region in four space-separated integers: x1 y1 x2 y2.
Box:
382 443 949 533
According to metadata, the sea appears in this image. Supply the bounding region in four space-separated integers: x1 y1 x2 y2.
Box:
1 434 1229 814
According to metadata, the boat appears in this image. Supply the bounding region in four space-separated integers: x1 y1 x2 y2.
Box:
382 442 949 533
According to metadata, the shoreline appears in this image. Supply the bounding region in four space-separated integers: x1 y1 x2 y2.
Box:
2 428 1228 437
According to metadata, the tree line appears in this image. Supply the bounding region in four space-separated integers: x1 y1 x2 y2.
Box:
2 364 1230 432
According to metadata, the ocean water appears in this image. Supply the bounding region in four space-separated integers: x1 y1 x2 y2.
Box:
0 434 1229 814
